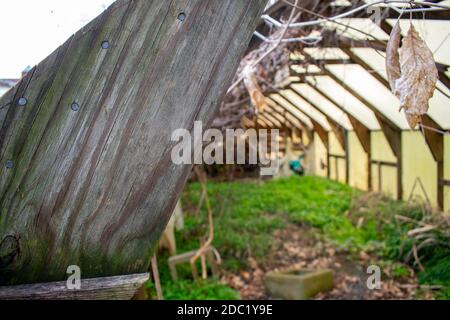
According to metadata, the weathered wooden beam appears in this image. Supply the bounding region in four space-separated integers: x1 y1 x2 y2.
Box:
0 0 266 286
0 273 149 300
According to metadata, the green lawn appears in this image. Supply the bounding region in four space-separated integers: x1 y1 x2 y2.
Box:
147 176 449 300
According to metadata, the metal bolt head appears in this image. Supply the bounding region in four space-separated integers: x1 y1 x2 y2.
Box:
5 160 13 169
177 12 186 21
101 40 110 49
71 102 80 112
18 97 27 106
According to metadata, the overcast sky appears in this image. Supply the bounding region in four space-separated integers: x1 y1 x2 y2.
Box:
0 0 115 78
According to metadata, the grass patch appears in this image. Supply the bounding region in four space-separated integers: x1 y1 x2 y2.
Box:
150 176 448 300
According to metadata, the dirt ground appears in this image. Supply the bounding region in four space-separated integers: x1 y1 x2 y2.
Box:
222 224 436 300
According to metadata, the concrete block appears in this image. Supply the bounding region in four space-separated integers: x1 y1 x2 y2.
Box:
263 268 334 300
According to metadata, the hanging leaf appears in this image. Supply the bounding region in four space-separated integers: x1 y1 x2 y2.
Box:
386 21 401 92
405 113 421 130
394 25 438 129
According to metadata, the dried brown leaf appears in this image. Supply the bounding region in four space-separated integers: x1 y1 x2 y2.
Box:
386 21 401 92
243 71 267 113
405 113 421 129
394 25 438 129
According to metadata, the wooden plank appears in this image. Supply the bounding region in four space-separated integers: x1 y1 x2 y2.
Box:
0 0 266 286
0 273 149 300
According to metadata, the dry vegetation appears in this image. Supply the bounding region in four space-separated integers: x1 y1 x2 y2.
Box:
148 176 449 300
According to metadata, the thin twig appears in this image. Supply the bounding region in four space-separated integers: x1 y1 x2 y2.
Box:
151 254 163 300
227 0 299 94
190 166 215 276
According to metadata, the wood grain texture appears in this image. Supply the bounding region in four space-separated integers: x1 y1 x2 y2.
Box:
0 273 149 300
0 0 266 285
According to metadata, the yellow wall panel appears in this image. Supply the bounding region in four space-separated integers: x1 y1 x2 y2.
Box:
371 163 379 192
370 131 398 199
381 166 398 199
329 157 337 180
328 131 346 183
371 164 397 198
310 132 327 177
348 131 369 190
444 136 450 213
328 156 346 183
371 131 396 162
302 130 310 146
337 158 346 184
329 131 345 156
402 131 437 207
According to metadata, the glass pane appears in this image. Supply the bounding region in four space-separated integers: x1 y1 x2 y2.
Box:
326 64 409 129
291 83 353 130
306 75 380 130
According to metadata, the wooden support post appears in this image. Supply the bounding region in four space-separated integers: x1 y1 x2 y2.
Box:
0 0 266 286
420 116 444 209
